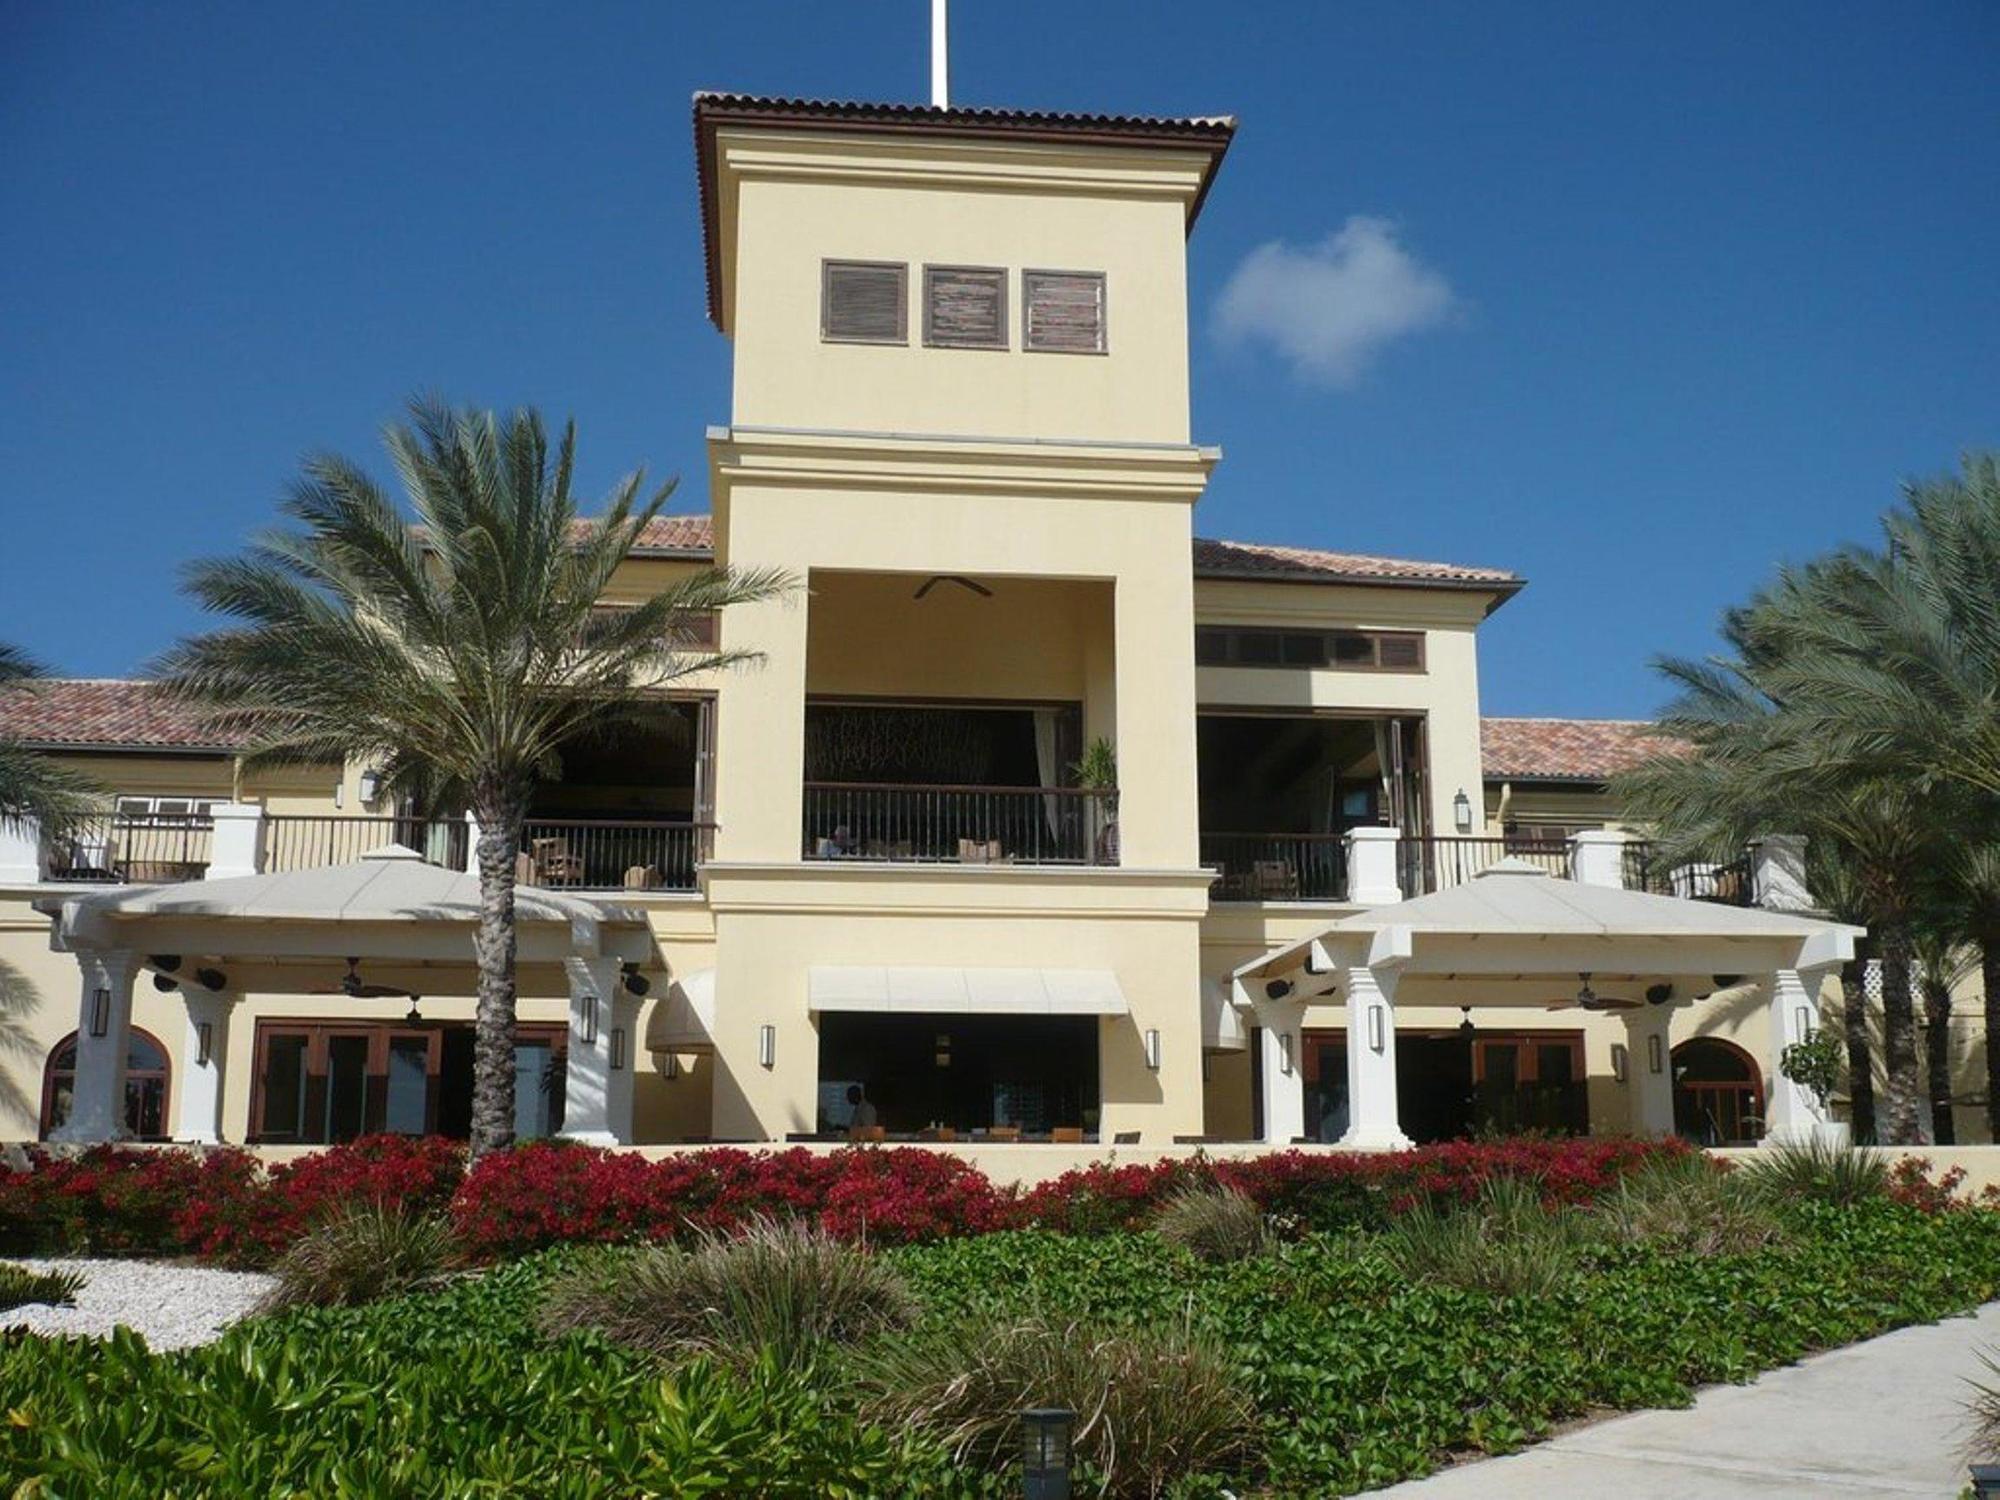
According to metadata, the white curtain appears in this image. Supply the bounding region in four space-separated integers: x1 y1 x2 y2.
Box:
1033 708 1061 838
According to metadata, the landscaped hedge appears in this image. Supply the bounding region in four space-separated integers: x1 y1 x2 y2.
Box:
0 1133 1703 1265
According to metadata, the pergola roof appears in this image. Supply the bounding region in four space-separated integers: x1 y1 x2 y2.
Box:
1235 861 1862 992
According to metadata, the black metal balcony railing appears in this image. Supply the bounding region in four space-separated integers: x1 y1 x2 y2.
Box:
45 814 213 884
1623 841 1755 906
1202 833 1349 902
263 815 470 873
1402 835 1573 894
802 783 1113 866
517 820 712 891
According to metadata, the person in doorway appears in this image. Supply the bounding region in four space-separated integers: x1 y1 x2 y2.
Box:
845 1084 878 1130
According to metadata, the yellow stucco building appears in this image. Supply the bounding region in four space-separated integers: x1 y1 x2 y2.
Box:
0 95 1874 1163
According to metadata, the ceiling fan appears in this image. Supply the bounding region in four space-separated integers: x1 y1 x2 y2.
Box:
1545 972 1640 1013
311 957 417 1000
912 574 993 600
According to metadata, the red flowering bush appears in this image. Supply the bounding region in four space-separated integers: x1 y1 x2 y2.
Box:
0 1145 261 1257
1885 1156 2000 1214
1017 1157 1216 1234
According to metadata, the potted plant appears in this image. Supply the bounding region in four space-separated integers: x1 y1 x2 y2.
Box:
1072 737 1118 864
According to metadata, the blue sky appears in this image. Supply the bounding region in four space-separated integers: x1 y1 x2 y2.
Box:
3 1 1994 716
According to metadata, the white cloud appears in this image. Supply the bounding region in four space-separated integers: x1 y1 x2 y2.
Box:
1212 216 1458 386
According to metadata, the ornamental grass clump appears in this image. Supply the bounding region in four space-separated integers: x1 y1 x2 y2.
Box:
1595 1151 1783 1256
1734 1137 1888 1208
536 1218 916 1370
1153 1182 1269 1263
861 1313 1252 1500
1377 1175 1594 1299
260 1204 461 1311
0 1261 84 1313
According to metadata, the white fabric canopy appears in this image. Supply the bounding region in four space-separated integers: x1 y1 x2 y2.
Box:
645 968 717 1053
1201 978 1248 1051
808 965 1127 1015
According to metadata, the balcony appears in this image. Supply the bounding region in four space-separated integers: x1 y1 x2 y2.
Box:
45 812 214 884
1403 834 1572 894
517 819 712 891
802 783 1113 866
1622 841 1755 907
263 814 470 873
1201 833 1348 901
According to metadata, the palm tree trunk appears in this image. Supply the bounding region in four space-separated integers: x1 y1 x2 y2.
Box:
1922 972 1957 1146
470 788 527 1161
1983 937 2000 1143
1841 939 1877 1143
1876 921 1924 1145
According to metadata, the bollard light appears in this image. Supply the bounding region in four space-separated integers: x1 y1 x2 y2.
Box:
1021 1407 1075 1500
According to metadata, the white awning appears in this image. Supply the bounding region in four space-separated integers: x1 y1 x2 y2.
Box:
1201 979 1248 1052
645 969 716 1052
808 965 1128 1016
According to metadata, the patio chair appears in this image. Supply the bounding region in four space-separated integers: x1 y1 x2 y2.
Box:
958 838 1004 863
622 865 664 890
983 1125 1021 1141
848 1124 886 1143
531 837 583 885
1253 860 1299 899
1050 1126 1084 1144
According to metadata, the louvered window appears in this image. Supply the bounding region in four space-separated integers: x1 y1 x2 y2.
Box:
923 266 1007 349
1023 270 1107 354
821 260 907 344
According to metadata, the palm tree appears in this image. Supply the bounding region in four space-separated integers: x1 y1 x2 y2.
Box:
1926 841 2000 1140
0 644 100 835
157 399 791 1158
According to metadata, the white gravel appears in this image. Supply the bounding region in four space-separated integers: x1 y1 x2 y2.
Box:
1 1258 276 1351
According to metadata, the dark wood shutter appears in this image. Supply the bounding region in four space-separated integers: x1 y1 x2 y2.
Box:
821 261 907 344
923 266 1007 348
1024 270 1106 353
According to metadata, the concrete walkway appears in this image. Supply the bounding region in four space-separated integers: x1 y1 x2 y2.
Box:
1375 1302 2000 1498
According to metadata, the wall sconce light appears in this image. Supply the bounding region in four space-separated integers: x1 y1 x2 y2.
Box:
1143 1029 1161 1071
579 993 599 1046
1278 1031 1294 1076
357 768 383 803
1201 1052 1214 1082
758 1024 776 1069
1368 1004 1386 1054
196 1020 214 1068
610 1027 626 1072
88 988 111 1038
657 1050 681 1081
1453 788 1473 834
1794 1005 1813 1041
1647 1033 1664 1074
1611 1042 1629 1083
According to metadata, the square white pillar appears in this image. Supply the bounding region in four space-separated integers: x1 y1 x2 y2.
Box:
1344 825 1403 905
1339 962 1411 1150
204 803 264 879
0 816 42 884
1762 966 1850 1147
561 955 637 1145
175 988 233 1143
1570 829 1630 889
50 949 140 1142
1621 1004 1677 1136
1254 1002 1305 1144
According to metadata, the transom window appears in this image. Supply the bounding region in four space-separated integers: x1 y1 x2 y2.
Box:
1195 626 1426 672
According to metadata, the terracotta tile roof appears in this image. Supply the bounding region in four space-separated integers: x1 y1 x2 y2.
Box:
1481 717 1688 783
629 514 717 554
0 679 243 753
1192 536 1520 592
692 92 1236 329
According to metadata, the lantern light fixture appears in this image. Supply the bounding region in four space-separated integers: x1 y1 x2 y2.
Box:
1453 788 1473 833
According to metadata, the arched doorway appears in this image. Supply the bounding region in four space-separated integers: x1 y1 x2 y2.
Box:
40 1028 172 1141
1672 1037 1764 1145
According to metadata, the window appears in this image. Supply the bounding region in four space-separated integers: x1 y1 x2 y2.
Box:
820 260 907 344
1194 626 1427 672
114 795 220 823
923 265 1007 349
1023 270 1107 353
41 1028 170 1140
250 1020 566 1144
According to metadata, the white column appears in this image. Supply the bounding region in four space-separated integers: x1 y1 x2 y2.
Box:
50 949 140 1142
561 955 637 1145
1340 962 1412 1149
174 988 232 1143
204 803 263 879
1344 825 1403 905
1751 834 1813 912
1763 966 1850 1147
1622 1005 1676 1136
1254 1002 1305 1144
1570 829 1630 889
0 816 42 884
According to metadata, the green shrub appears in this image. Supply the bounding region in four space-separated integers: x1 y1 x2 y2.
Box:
1153 1183 1268 1263
259 1204 459 1311
0 1261 84 1312
1735 1137 1889 1208
537 1218 916 1369
1377 1176 1594 1298
861 1312 1253 1499
1595 1152 1783 1256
